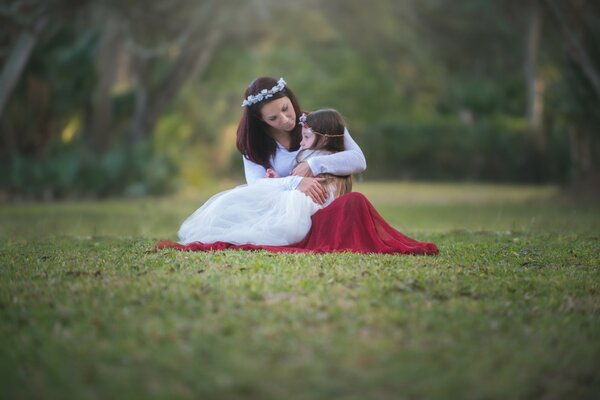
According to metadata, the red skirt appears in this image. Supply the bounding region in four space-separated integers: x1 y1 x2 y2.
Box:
156 192 438 255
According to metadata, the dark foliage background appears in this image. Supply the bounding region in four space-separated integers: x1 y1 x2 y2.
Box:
1 0 598 199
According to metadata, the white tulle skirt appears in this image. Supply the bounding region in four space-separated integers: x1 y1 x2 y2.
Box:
178 181 321 246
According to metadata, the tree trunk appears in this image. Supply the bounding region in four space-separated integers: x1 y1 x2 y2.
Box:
525 0 544 144
567 123 600 196
84 11 121 152
130 71 149 144
0 17 47 121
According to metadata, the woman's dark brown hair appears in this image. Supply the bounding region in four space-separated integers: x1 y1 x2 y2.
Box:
236 77 302 169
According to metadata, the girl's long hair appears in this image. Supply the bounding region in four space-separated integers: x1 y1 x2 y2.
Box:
236 77 302 169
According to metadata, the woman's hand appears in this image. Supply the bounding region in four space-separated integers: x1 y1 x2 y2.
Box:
291 162 314 177
297 177 327 204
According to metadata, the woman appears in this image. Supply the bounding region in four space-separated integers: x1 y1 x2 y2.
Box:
156 77 438 255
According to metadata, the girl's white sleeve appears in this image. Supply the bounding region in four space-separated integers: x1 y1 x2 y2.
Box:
243 157 267 184
257 176 303 190
243 157 302 189
305 128 367 175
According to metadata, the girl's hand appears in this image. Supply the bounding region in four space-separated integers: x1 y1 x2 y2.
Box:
297 177 327 204
265 168 280 178
291 162 314 177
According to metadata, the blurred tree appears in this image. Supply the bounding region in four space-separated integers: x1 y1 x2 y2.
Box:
82 0 278 147
0 0 300 198
0 0 48 121
0 0 93 160
315 0 441 115
83 2 121 153
0 0 89 153
545 0 600 101
525 0 543 136
114 0 224 144
544 0 600 188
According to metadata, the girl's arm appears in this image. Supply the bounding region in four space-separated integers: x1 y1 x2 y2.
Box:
265 168 280 178
243 155 328 204
297 128 367 176
256 175 303 190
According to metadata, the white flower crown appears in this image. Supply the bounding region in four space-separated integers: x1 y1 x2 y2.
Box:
241 78 287 107
299 113 345 137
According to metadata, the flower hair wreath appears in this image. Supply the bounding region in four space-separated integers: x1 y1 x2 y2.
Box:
299 113 345 137
241 78 287 107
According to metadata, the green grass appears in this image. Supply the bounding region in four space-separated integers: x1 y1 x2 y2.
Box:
1 182 599 399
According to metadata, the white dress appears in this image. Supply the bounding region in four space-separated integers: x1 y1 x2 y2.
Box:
178 151 336 246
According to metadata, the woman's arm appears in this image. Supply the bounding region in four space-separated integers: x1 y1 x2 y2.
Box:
293 128 366 176
243 156 267 185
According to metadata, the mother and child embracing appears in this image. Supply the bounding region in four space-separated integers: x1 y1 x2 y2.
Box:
157 77 438 255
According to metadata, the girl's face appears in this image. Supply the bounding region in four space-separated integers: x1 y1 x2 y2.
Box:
300 127 317 149
260 97 296 132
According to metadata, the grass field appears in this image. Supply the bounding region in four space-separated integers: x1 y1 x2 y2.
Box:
1 182 599 399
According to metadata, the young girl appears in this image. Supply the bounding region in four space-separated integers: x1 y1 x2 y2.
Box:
177 109 352 246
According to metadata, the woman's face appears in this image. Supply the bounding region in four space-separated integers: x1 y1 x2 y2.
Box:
300 127 317 149
260 97 296 132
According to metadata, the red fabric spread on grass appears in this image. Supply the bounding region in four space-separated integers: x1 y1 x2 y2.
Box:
156 192 438 255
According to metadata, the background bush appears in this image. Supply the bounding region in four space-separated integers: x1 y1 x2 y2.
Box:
360 118 570 183
1 142 177 200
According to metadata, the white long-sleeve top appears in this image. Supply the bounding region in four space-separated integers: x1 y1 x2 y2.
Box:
243 128 366 185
